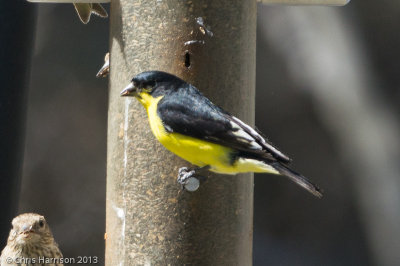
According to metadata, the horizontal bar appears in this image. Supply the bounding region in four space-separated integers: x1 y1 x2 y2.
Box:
27 0 110 3
27 0 348 5
258 0 349 5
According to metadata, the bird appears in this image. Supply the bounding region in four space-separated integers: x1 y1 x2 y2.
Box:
0 213 63 266
120 71 322 197
73 3 108 24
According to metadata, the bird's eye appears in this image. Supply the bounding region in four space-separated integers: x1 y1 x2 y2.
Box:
39 220 44 227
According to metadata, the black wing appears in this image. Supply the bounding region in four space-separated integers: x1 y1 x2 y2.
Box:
157 85 291 163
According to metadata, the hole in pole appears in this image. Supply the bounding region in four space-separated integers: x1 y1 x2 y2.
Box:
184 51 191 68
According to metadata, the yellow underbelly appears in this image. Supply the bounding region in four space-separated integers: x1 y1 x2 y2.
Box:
158 132 279 174
140 93 279 175
160 132 234 172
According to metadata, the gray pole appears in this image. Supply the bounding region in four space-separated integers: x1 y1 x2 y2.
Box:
106 0 256 264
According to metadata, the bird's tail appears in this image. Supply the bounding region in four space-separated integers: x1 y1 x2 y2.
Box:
272 163 323 198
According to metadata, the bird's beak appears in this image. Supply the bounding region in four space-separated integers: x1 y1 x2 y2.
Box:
96 53 110 78
96 61 109 78
21 224 34 236
120 82 137 97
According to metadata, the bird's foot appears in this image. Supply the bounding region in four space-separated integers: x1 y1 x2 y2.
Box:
177 166 208 192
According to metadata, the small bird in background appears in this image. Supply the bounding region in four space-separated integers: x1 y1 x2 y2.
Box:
0 213 63 266
121 71 322 197
73 3 108 24
96 52 110 78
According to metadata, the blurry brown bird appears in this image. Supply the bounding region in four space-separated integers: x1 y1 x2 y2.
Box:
73 3 108 24
0 213 63 266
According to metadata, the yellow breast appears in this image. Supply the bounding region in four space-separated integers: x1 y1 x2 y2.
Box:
137 93 232 169
136 92 279 175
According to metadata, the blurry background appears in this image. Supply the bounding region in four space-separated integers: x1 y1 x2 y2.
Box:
3 1 399 265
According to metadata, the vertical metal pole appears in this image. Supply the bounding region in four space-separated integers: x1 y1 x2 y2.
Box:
0 1 36 247
106 0 256 264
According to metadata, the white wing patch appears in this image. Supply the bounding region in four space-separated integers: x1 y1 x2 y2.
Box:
230 121 263 150
231 116 291 162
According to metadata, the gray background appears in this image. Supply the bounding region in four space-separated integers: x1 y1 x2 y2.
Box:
12 1 400 265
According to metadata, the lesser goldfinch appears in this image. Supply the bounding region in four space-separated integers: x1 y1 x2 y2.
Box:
0 213 63 265
121 71 322 197
73 3 108 24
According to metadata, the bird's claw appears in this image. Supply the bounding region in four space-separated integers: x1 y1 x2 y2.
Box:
177 167 205 192
178 167 195 181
